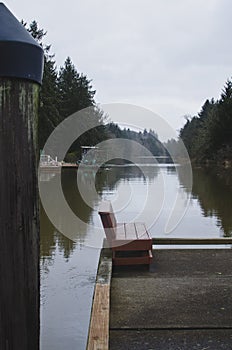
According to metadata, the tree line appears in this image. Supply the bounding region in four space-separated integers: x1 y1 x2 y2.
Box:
25 21 106 157
106 123 165 157
25 21 164 162
179 80 232 164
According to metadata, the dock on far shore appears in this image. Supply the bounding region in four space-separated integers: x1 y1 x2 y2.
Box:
88 244 232 350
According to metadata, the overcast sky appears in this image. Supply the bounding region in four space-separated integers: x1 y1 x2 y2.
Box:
4 0 232 139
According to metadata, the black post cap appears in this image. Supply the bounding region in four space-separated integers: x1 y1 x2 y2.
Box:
0 3 44 84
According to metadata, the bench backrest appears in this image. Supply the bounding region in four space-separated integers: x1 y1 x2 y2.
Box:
98 200 117 241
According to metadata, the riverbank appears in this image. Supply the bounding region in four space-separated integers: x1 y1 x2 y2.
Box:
191 157 232 169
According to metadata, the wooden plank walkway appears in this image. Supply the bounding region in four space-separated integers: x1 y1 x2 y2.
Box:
87 249 112 350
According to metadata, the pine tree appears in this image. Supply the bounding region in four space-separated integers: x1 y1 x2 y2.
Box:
39 56 60 149
57 57 95 118
179 78 232 162
25 21 107 157
24 20 60 149
213 80 232 151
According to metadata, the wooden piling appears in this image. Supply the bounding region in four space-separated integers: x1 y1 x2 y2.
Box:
0 4 43 350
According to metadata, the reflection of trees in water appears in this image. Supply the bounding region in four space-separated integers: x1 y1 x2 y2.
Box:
40 168 109 263
62 169 95 224
40 205 76 263
166 166 177 175
216 167 232 190
176 165 192 194
40 166 161 264
96 165 160 193
178 166 232 237
40 171 77 264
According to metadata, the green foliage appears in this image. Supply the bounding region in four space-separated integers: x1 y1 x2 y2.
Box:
106 123 165 156
57 57 95 118
164 138 183 159
39 56 61 148
25 21 107 155
179 80 232 164
25 21 166 162
64 152 78 163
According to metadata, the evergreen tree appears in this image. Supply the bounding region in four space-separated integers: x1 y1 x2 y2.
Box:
38 56 60 149
25 21 60 149
57 57 95 118
25 22 107 155
217 80 232 148
106 123 165 157
179 78 232 163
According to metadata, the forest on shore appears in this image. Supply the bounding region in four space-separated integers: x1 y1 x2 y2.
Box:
179 80 232 166
26 21 165 162
27 21 232 166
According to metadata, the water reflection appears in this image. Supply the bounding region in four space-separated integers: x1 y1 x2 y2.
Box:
39 168 101 243
40 165 232 259
97 165 160 193
40 176 78 263
40 164 232 350
40 168 105 350
40 165 160 262
40 168 107 263
178 166 232 237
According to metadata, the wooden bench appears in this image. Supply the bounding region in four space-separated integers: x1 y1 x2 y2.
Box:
98 201 153 266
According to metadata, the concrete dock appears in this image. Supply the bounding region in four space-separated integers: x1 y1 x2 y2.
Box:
110 249 232 350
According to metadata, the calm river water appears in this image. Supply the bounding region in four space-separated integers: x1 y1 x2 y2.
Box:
40 165 232 349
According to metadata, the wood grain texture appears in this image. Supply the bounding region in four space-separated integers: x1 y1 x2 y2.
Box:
0 79 40 350
87 249 112 350
87 284 110 350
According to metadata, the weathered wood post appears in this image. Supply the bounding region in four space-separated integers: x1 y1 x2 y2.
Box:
0 4 44 349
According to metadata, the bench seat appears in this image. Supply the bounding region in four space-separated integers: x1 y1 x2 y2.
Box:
113 222 152 250
99 201 153 266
